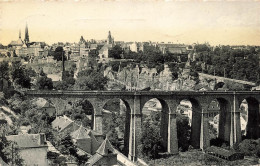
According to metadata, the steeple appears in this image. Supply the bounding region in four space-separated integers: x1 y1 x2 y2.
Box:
107 31 112 44
24 22 29 45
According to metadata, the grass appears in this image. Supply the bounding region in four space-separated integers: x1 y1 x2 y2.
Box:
141 149 259 166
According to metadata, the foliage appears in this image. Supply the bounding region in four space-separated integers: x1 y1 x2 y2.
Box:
107 127 121 150
108 61 120 72
163 52 178 63
64 100 93 128
51 155 67 166
103 111 121 150
55 70 75 90
144 46 164 68
36 71 53 90
77 154 89 165
0 61 10 91
109 45 123 59
75 69 108 90
0 136 24 165
168 63 179 80
193 45 260 83
156 64 164 74
238 139 260 156
124 50 140 61
55 134 89 164
53 46 66 61
140 113 162 159
11 61 31 89
176 114 191 151
102 99 127 152
88 49 99 68
194 44 211 52
25 67 37 77
47 151 60 159
58 135 77 156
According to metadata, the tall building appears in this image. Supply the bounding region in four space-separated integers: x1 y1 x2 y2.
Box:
24 23 30 46
107 31 114 44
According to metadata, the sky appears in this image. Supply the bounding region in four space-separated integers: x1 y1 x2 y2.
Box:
0 0 260 46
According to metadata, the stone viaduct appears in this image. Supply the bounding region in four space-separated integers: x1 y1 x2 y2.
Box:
25 90 260 161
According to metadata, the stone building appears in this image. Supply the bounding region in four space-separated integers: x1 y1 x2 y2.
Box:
6 133 48 166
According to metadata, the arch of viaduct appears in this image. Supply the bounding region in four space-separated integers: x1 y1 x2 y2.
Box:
25 90 260 161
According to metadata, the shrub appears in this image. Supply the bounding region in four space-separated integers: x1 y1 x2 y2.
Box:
238 139 259 156
176 114 191 151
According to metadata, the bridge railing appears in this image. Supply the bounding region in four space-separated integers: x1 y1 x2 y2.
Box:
24 90 260 96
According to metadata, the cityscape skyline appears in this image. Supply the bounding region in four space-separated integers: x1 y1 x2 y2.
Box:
0 1 260 46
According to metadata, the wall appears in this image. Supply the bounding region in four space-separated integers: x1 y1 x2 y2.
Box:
20 147 48 166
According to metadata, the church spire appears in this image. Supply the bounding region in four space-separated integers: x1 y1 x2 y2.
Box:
24 22 29 45
107 31 112 44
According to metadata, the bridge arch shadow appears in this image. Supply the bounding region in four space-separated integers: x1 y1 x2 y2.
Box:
208 98 231 147
141 98 169 152
101 98 131 156
176 98 202 150
240 97 260 139
79 99 94 129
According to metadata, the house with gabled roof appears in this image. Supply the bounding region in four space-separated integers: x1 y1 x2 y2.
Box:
70 125 101 155
87 137 138 166
51 115 75 133
6 133 48 166
87 138 117 166
35 98 56 117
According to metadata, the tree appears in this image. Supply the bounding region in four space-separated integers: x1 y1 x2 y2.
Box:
139 115 162 159
144 46 164 68
176 114 191 151
107 127 120 150
194 44 211 52
0 136 24 165
55 71 75 90
25 67 37 78
36 73 53 90
0 61 10 91
53 46 66 61
75 69 108 90
108 61 120 72
58 135 77 156
109 45 123 59
11 61 31 89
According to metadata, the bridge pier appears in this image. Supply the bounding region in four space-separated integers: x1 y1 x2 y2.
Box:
166 100 178 154
167 112 178 153
93 114 103 134
128 95 142 161
200 102 210 150
91 99 104 135
230 95 242 146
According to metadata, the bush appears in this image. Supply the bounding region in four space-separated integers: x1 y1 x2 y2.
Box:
140 115 162 159
238 139 259 156
176 114 191 152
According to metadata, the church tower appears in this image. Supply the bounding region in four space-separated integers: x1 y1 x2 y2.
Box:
107 31 113 44
24 23 30 46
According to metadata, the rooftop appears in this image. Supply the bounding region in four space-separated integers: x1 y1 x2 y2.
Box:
6 133 47 149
